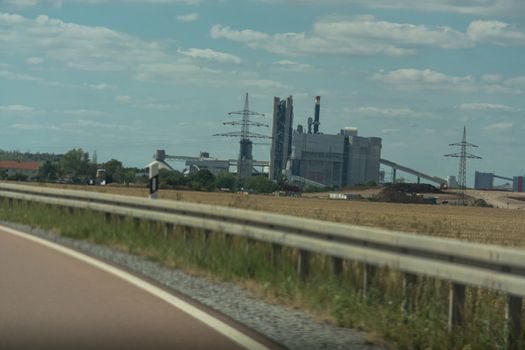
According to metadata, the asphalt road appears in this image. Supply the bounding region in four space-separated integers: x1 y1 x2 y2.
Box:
0 227 275 350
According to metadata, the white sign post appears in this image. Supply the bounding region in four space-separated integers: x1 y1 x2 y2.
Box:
148 161 159 199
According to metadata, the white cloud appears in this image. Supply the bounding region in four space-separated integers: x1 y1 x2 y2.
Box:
177 48 242 64
211 25 269 43
372 68 473 88
115 95 132 103
0 12 273 88
372 68 525 95
26 56 44 65
273 60 312 72
62 109 108 116
467 20 525 46
484 122 513 130
382 128 400 134
257 0 523 16
348 106 430 118
2 0 199 8
0 13 172 72
212 17 525 56
176 13 200 22
481 74 503 82
87 83 114 91
459 103 517 112
0 104 34 113
211 16 475 57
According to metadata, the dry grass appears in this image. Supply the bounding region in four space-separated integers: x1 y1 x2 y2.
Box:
14 181 525 247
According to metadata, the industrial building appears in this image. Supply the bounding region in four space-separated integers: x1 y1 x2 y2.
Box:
289 127 382 187
474 171 514 190
514 176 524 192
269 96 294 181
269 95 382 188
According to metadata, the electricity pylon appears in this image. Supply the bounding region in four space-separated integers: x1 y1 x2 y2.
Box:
214 93 270 179
445 126 481 205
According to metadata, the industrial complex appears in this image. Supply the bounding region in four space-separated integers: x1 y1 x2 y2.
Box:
153 93 524 193
268 95 382 188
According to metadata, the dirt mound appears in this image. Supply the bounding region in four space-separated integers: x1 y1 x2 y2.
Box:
374 183 442 204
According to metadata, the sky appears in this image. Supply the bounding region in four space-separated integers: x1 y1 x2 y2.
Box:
0 0 524 184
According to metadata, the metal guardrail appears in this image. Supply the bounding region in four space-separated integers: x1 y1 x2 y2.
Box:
0 182 524 346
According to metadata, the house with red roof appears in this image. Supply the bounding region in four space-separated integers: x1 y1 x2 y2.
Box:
0 161 40 180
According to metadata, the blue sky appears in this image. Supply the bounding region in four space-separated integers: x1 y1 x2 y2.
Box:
0 0 524 183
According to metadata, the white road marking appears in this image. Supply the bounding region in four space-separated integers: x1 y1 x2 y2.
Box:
1 225 271 350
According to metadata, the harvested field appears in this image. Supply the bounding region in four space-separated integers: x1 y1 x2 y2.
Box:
7 181 525 247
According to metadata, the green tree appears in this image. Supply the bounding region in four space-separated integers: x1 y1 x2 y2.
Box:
190 169 215 191
59 148 91 183
102 159 124 183
38 160 58 181
159 169 188 189
215 172 237 191
245 175 278 194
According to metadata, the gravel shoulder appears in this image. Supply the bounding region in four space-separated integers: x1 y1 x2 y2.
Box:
1 220 385 350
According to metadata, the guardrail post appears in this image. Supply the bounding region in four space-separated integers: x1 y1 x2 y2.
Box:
506 294 523 350
104 212 111 223
297 249 310 281
116 215 125 224
164 223 174 237
332 257 343 282
271 243 281 266
245 238 255 253
67 207 74 215
133 217 141 229
448 282 466 331
203 229 211 242
148 220 157 233
403 273 418 314
363 264 376 298
183 226 192 244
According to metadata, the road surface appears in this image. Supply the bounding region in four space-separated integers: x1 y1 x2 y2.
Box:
0 226 276 350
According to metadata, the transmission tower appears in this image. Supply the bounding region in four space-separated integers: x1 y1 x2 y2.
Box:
214 93 270 179
445 126 481 205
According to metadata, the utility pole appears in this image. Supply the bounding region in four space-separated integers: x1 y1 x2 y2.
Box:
445 126 481 205
214 93 270 179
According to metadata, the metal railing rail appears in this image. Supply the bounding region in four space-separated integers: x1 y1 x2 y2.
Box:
0 182 523 346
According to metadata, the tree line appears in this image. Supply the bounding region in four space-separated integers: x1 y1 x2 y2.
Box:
1 148 288 194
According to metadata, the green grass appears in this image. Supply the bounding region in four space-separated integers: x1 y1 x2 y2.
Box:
0 198 517 349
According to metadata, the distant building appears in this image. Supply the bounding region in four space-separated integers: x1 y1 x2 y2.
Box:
186 159 230 175
290 128 382 188
475 171 494 190
514 176 524 192
0 160 39 179
269 95 381 188
447 176 459 188
290 131 346 187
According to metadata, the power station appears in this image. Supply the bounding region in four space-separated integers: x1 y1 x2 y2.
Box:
269 96 294 182
152 93 521 193
269 96 382 188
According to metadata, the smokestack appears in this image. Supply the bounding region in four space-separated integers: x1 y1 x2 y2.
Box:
307 117 313 134
313 96 321 134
